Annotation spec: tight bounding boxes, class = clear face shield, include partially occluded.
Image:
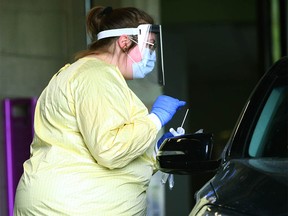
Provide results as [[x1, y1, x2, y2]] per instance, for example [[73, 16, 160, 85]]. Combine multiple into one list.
[[97, 24, 165, 86]]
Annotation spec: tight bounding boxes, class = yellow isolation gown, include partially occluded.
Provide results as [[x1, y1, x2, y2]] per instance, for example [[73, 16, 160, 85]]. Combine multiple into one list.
[[14, 57, 160, 216]]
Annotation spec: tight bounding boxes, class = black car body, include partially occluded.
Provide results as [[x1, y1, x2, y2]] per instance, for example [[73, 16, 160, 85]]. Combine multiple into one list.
[[156, 56, 288, 216]]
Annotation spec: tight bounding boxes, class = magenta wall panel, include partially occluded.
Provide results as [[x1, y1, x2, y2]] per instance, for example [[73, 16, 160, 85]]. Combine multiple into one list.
[[3, 98, 37, 216]]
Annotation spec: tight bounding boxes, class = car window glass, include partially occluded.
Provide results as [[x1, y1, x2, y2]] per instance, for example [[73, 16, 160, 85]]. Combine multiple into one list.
[[249, 86, 288, 158]]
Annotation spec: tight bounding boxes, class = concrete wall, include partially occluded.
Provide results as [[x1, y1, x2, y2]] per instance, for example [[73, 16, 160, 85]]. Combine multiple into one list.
[[0, 1, 86, 215]]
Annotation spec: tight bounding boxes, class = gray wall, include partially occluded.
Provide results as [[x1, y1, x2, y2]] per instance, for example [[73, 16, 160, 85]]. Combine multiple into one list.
[[0, 1, 86, 215]]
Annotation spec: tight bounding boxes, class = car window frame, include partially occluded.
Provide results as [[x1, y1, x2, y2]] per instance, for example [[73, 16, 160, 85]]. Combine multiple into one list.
[[224, 57, 288, 160], [248, 85, 287, 158]]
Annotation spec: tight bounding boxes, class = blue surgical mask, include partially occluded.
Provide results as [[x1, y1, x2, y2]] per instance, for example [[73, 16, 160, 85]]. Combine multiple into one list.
[[127, 48, 157, 79]]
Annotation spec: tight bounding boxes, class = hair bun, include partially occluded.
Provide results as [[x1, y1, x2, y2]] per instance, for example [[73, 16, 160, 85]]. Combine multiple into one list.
[[100, 6, 113, 17]]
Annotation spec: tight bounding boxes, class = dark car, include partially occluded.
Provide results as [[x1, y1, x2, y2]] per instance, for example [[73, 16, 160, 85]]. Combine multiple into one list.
[[156, 56, 288, 216]]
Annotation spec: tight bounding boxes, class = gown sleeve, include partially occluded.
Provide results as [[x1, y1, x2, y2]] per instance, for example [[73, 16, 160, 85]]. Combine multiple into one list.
[[72, 61, 159, 169]]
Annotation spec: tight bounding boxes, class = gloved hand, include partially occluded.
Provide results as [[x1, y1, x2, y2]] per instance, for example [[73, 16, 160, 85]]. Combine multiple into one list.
[[156, 127, 185, 150], [160, 127, 185, 190], [157, 131, 174, 149], [151, 95, 186, 126]]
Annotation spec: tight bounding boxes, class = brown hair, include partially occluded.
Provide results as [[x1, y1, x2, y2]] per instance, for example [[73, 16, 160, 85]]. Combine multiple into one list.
[[74, 6, 154, 60]]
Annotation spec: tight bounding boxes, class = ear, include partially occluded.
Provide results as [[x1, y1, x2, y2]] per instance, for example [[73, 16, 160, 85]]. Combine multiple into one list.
[[118, 35, 129, 52]]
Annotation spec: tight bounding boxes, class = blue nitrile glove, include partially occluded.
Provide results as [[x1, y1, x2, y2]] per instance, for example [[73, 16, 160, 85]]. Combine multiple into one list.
[[157, 131, 174, 149], [151, 95, 186, 126], [159, 127, 185, 190]]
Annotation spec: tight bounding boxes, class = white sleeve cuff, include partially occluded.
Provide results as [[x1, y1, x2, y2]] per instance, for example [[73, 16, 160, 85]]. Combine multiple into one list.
[[147, 113, 162, 130]]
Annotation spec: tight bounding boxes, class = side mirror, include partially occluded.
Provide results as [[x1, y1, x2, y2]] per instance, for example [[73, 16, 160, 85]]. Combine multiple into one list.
[[156, 133, 220, 174]]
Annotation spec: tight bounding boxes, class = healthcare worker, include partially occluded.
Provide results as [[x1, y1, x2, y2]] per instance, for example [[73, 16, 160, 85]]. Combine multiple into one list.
[[14, 6, 186, 216]]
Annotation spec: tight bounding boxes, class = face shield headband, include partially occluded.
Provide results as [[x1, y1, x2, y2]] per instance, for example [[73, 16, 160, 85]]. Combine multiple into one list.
[[97, 24, 165, 86]]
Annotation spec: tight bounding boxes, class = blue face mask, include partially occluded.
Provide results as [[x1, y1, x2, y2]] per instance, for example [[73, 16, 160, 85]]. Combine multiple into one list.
[[127, 48, 157, 79]]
